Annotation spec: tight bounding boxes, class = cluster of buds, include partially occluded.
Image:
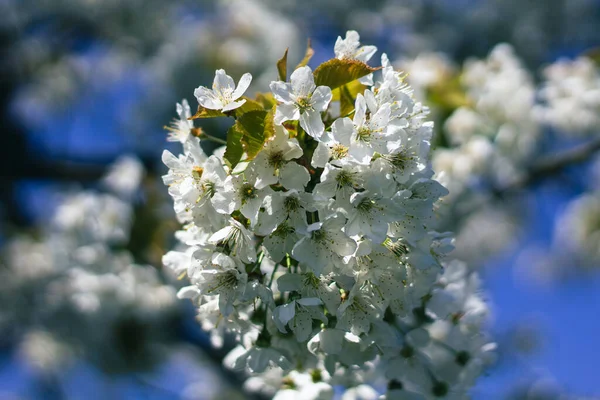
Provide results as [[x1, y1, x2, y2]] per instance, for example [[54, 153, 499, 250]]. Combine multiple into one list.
[[163, 31, 493, 399]]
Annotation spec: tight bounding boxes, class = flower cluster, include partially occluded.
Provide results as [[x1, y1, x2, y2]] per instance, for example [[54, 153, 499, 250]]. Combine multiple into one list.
[[162, 31, 493, 398], [534, 56, 600, 136], [0, 156, 179, 374], [399, 44, 540, 265]]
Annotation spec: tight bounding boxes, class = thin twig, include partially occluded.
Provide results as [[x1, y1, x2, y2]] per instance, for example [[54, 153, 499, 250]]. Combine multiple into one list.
[[499, 136, 600, 193]]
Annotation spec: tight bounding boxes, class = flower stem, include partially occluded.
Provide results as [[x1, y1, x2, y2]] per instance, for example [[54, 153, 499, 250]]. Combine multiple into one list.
[[202, 132, 227, 145]]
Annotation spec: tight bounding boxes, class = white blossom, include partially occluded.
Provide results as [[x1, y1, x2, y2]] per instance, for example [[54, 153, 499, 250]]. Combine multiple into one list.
[[194, 69, 252, 112], [270, 66, 332, 139]]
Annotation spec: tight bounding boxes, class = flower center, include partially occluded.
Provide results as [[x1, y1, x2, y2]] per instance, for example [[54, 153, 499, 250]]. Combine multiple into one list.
[[296, 96, 313, 113], [192, 166, 204, 181], [207, 270, 238, 294], [455, 351, 471, 366], [331, 144, 349, 159], [201, 180, 216, 198], [384, 238, 410, 258], [240, 183, 257, 203], [432, 382, 449, 397], [284, 195, 301, 212], [384, 150, 413, 171], [400, 345, 414, 358], [356, 197, 375, 213], [273, 222, 294, 238], [312, 229, 327, 243], [356, 126, 372, 142], [335, 169, 355, 188], [302, 272, 321, 288], [216, 86, 234, 104], [268, 150, 285, 169]]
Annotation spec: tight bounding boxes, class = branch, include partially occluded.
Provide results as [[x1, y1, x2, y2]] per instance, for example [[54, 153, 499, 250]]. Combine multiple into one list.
[[500, 136, 600, 192]]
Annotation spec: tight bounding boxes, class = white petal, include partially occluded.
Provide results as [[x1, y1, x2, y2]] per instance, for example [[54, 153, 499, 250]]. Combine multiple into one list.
[[331, 117, 354, 145], [211, 190, 236, 215], [247, 349, 269, 373], [241, 196, 264, 226], [282, 139, 303, 161], [328, 231, 357, 256], [270, 81, 295, 103], [358, 73, 374, 86], [280, 162, 310, 190], [277, 273, 303, 292], [300, 110, 325, 139], [194, 86, 222, 110], [297, 297, 322, 306], [275, 103, 300, 124], [222, 99, 246, 112], [311, 86, 333, 112], [276, 302, 296, 325], [290, 66, 316, 97], [161, 150, 180, 170], [320, 329, 344, 354], [248, 155, 277, 190], [291, 309, 313, 342], [213, 69, 235, 92], [218, 291, 234, 316], [370, 103, 391, 130], [357, 45, 377, 62], [264, 234, 287, 262], [292, 238, 326, 274], [177, 285, 199, 299], [311, 142, 330, 168], [406, 328, 430, 347], [353, 94, 367, 126], [232, 72, 252, 100]]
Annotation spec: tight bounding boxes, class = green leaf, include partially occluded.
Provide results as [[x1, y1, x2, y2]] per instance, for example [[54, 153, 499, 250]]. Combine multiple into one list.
[[584, 47, 600, 66], [224, 124, 244, 169], [338, 84, 355, 117], [236, 110, 276, 160], [313, 59, 381, 90], [265, 106, 276, 141], [331, 80, 367, 102], [277, 48, 288, 81], [190, 106, 226, 119], [235, 97, 264, 117], [255, 92, 277, 109], [295, 39, 314, 69], [426, 75, 471, 111]]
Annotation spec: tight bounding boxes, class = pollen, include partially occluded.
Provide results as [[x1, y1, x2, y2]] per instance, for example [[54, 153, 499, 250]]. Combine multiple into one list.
[[268, 150, 285, 168], [331, 144, 349, 159], [295, 96, 313, 112], [192, 166, 204, 180], [335, 169, 355, 188], [356, 126, 372, 142]]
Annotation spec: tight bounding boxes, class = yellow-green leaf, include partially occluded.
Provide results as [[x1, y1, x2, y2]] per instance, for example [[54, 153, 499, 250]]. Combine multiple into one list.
[[265, 106, 276, 141], [331, 80, 367, 102], [314, 58, 381, 90], [189, 106, 226, 119], [339, 84, 355, 117], [234, 97, 264, 117], [189, 97, 264, 120], [255, 92, 277, 109], [295, 39, 314, 69], [236, 110, 275, 160], [277, 48, 288, 81], [426, 75, 471, 111], [224, 125, 244, 169]]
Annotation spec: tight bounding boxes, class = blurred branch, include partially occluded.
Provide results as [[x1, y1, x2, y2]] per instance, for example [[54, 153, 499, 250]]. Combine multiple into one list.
[[133, 375, 181, 399], [500, 136, 600, 192], [0, 155, 160, 181]]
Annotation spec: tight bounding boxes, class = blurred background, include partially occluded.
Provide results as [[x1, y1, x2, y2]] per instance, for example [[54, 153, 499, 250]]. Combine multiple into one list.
[[1, 0, 600, 398]]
